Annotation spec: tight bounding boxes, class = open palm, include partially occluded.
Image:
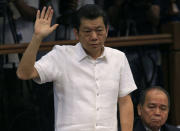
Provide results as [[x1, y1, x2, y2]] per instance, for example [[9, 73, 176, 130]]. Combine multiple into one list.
[[34, 6, 58, 39]]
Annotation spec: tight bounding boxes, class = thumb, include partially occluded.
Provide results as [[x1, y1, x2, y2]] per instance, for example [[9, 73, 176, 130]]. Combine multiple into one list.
[[50, 24, 59, 32]]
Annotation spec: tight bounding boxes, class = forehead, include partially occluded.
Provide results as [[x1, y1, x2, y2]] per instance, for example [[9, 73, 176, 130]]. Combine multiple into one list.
[[80, 17, 105, 29], [145, 90, 169, 106]]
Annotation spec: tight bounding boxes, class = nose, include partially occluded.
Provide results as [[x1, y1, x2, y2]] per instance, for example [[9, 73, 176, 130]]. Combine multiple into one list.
[[154, 108, 161, 115], [91, 31, 98, 40]]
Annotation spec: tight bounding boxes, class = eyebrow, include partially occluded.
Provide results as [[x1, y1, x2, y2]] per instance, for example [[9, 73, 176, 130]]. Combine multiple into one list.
[[148, 103, 168, 107], [82, 26, 104, 30]]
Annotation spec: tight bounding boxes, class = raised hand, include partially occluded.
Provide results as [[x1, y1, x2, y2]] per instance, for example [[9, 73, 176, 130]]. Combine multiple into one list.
[[34, 6, 59, 40]]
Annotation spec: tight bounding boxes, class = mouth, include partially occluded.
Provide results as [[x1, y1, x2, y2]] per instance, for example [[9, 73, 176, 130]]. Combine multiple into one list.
[[90, 43, 101, 48], [92, 44, 99, 46], [151, 119, 161, 123]]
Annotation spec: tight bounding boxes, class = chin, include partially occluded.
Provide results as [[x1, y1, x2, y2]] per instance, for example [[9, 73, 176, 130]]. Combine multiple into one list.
[[150, 123, 162, 129]]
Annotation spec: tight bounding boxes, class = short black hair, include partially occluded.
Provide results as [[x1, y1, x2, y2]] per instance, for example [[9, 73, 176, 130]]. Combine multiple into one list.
[[73, 4, 108, 31], [139, 86, 170, 108]]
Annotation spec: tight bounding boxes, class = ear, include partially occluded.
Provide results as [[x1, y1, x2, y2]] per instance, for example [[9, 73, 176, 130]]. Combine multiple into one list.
[[137, 104, 142, 116], [106, 25, 109, 37], [73, 28, 79, 40]]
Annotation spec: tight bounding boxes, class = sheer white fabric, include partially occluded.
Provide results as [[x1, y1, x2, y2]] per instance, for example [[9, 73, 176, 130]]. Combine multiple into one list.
[[34, 43, 137, 131]]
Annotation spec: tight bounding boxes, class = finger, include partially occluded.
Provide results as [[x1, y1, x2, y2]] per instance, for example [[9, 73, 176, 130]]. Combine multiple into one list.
[[36, 10, 40, 20], [47, 9, 54, 23], [44, 6, 51, 20], [40, 6, 46, 19]]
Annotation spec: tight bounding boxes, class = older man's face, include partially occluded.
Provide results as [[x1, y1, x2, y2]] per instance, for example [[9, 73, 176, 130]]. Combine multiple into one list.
[[138, 89, 169, 130]]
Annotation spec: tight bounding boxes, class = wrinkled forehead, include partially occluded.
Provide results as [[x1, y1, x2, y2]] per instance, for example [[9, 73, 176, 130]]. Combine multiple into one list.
[[80, 17, 105, 27], [145, 90, 169, 105]]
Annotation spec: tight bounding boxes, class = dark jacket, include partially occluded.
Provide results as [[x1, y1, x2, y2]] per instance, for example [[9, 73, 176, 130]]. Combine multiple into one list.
[[133, 118, 180, 131]]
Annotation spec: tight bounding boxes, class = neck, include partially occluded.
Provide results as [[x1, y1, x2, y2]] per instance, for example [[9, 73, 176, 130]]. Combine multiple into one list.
[[143, 122, 160, 131], [86, 47, 104, 59], [151, 127, 160, 131]]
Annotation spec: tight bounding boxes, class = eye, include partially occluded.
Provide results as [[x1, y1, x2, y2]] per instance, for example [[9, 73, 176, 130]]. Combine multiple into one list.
[[83, 30, 91, 33], [96, 28, 104, 32], [160, 106, 168, 111], [97, 29, 103, 32], [148, 104, 156, 109]]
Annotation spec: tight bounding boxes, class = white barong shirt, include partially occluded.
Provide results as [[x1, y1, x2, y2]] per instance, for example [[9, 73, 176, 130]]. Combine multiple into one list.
[[34, 42, 137, 131]]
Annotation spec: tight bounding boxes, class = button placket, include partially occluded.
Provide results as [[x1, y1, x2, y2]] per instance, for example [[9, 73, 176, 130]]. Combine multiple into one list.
[[94, 61, 100, 87], [95, 60, 102, 129]]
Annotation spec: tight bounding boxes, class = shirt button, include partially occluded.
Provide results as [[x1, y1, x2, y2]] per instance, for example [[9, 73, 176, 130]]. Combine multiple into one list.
[[97, 108, 99, 111], [97, 93, 99, 96]]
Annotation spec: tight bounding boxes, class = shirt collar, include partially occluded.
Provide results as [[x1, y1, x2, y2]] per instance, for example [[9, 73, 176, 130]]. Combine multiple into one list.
[[144, 124, 161, 131], [75, 42, 107, 62]]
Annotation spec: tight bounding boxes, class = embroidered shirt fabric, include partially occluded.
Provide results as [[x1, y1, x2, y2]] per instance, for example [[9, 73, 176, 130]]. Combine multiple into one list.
[[34, 43, 137, 131]]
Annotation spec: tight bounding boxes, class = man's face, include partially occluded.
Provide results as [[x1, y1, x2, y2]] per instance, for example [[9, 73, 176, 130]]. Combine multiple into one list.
[[138, 89, 169, 130], [74, 17, 108, 57]]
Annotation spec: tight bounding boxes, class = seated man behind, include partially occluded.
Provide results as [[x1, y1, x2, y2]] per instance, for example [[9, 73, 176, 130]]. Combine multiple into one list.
[[134, 86, 180, 131]]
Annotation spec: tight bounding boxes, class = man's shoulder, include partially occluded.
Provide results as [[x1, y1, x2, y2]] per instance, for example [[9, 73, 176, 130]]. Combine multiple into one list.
[[105, 46, 125, 57], [44, 44, 77, 59], [52, 44, 77, 53], [133, 118, 180, 131], [133, 118, 146, 131], [162, 123, 180, 131], [53, 44, 75, 50]]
